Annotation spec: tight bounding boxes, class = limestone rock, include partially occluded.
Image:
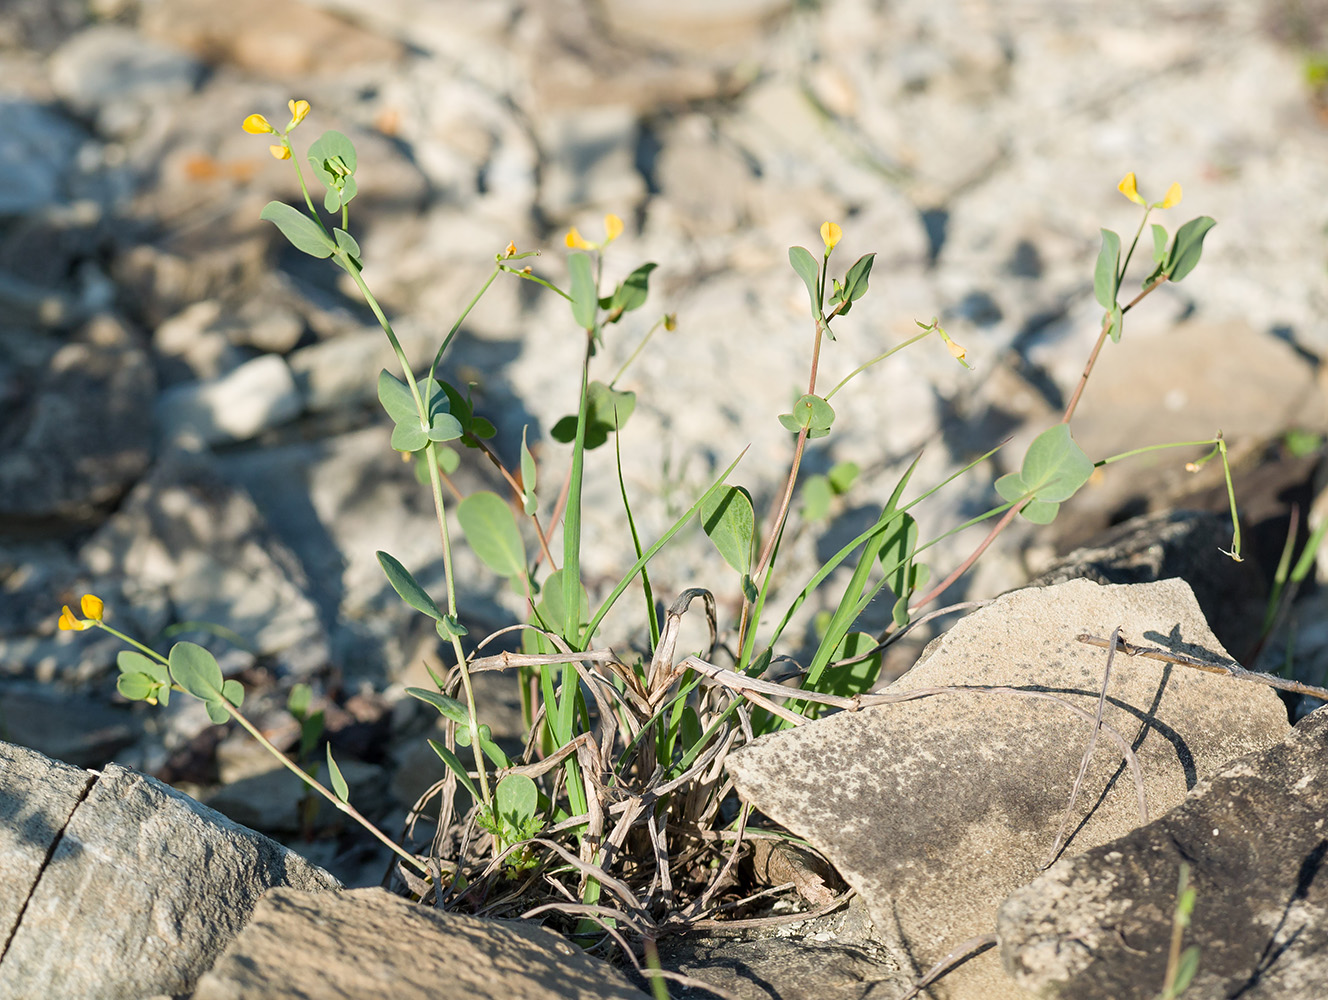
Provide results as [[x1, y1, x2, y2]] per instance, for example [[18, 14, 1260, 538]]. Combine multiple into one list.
[[192, 886, 646, 1000], [727, 579, 1291, 1000], [999, 707, 1328, 1000], [155, 353, 302, 446], [0, 742, 340, 1000]]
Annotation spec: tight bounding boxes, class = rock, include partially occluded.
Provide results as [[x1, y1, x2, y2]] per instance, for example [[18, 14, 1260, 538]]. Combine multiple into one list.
[[139, 0, 405, 78], [0, 681, 138, 767], [191, 885, 647, 1000], [0, 98, 85, 215], [155, 352, 302, 446], [0, 313, 154, 528], [0, 742, 340, 1000], [727, 579, 1291, 1000], [1026, 509, 1266, 659], [999, 706, 1328, 1000], [204, 755, 386, 834], [80, 451, 328, 677], [48, 24, 204, 137]]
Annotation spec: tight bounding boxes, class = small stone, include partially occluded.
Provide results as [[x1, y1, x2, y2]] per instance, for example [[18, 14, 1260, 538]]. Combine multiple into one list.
[[155, 353, 302, 446]]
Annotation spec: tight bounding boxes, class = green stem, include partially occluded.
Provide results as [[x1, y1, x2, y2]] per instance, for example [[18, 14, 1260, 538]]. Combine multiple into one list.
[[94, 623, 167, 664], [346, 264, 492, 811], [824, 328, 932, 401]]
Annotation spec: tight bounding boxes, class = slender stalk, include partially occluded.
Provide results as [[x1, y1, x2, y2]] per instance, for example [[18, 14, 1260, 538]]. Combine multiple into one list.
[[909, 501, 1025, 613], [1061, 277, 1166, 423]]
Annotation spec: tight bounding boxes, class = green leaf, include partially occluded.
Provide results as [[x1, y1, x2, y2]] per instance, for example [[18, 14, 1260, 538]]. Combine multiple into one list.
[[827, 461, 859, 493], [427, 413, 463, 442], [1150, 224, 1169, 263], [326, 744, 349, 803], [307, 130, 358, 209], [205, 701, 231, 725], [1106, 303, 1123, 344], [550, 382, 636, 450], [1172, 947, 1201, 994], [606, 262, 657, 318], [1093, 228, 1121, 309], [470, 417, 496, 439], [495, 773, 539, 827], [569, 252, 597, 329], [376, 550, 444, 622], [221, 679, 244, 708], [789, 246, 821, 318], [820, 632, 882, 698], [168, 642, 225, 701], [800, 474, 833, 521], [834, 253, 876, 316], [333, 227, 360, 259], [259, 202, 335, 258], [699, 484, 755, 574], [777, 413, 802, 434], [428, 739, 481, 801], [791, 394, 835, 433], [116, 672, 156, 701], [117, 651, 167, 685], [377, 370, 418, 424], [458, 492, 527, 578], [407, 687, 470, 726], [1165, 216, 1216, 283], [288, 683, 312, 719], [537, 568, 590, 632], [878, 513, 920, 605], [435, 616, 469, 640], [995, 424, 1094, 523], [390, 421, 427, 453]]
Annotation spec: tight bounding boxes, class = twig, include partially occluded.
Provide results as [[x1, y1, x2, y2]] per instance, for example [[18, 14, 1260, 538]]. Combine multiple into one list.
[[1042, 625, 1121, 868], [898, 933, 998, 999], [1076, 633, 1328, 701]]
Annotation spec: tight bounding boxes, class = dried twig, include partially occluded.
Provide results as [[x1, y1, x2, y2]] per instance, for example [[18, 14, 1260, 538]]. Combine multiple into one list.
[[899, 933, 998, 999], [1042, 625, 1121, 868]]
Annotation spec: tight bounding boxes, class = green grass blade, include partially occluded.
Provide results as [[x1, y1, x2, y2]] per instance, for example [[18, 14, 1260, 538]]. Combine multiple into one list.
[[582, 448, 749, 644]]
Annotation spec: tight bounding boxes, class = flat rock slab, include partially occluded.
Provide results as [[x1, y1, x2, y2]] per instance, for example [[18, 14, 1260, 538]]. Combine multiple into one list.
[[728, 579, 1290, 1000], [999, 705, 1328, 1000], [0, 742, 340, 1000], [192, 886, 647, 1000]]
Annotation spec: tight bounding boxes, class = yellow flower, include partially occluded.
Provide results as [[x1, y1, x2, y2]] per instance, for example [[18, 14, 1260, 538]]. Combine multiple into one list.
[[286, 99, 310, 131], [1118, 172, 1146, 206], [1119, 172, 1183, 209], [565, 213, 625, 251], [820, 221, 843, 250], [504, 240, 517, 257], [81, 594, 104, 620], [58, 593, 104, 631], [242, 113, 274, 135], [269, 144, 291, 160], [663, 313, 677, 331]]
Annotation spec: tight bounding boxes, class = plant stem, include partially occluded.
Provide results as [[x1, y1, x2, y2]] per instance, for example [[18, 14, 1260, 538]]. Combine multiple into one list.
[[347, 264, 492, 812], [225, 702, 430, 876], [1061, 277, 1166, 423], [909, 501, 1026, 613]]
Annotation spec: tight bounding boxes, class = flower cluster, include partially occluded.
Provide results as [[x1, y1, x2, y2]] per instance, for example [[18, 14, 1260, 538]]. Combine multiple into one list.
[[58, 593, 104, 631], [1118, 172, 1182, 209], [242, 99, 311, 160], [565, 213, 624, 251]]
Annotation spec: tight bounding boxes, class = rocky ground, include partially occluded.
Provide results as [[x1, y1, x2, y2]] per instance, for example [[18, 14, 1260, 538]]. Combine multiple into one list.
[[2, 0, 1328, 994]]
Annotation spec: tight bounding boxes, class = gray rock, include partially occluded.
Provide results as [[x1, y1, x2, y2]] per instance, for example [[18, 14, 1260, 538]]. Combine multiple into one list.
[[0, 742, 340, 1000], [0, 99, 84, 215], [727, 579, 1291, 1000], [999, 706, 1328, 1000], [48, 24, 204, 137], [0, 681, 138, 767], [0, 313, 154, 526], [80, 451, 328, 676], [192, 886, 646, 1000], [1026, 509, 1266, 659], [155, 353, 302, 446]]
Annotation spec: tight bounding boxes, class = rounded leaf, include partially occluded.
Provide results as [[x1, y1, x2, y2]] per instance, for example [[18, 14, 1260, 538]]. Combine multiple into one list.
[[168, 641, 224, 701], [699, 484, 755, 574], [117, 672, 157, 701], [458, 492, 527, 578], [258, 202, 335, 258], [495, 773, 539, 826]]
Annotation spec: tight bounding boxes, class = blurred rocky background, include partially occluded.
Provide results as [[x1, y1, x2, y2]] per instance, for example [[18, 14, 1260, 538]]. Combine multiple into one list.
[[2, 0, 1327, 883]]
